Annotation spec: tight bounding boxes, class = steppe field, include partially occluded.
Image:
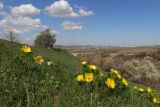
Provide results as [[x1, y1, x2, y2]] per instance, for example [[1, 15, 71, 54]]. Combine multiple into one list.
[[1, 0, 160, 106], [1, 40, 160, 107]]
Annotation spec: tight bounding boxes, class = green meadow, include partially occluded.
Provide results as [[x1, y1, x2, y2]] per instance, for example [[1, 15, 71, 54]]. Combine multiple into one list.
[[0, 39, 159, 107]]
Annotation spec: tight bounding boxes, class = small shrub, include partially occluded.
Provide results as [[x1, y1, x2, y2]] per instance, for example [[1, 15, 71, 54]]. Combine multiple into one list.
[[122, 58, 160, 81]]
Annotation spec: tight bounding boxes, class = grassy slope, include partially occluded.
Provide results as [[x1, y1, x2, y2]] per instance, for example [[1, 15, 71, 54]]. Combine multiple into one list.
[[0, 39, 81, 72], [0, 39, 159, 107], [0, 39, 82, 107]]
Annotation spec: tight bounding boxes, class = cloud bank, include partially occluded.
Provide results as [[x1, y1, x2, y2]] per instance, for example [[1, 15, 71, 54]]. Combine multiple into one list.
[[45, 0, 93, 18]]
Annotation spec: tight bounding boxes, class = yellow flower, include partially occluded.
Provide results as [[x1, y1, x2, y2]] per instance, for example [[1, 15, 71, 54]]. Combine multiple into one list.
[[146, 87, 152, 93], [81, 61, 87, 65], [111, 69, 118, 75], [47, 61, 53, 66], [89, 65, 97, 70], [117, 74, 122, 79], [152, 98, 160, 104], [75, 74, 84, 81], [153, 98, 157, 103], [34, 56, 44, 64], [111, 69, 122, 79], [156, 100, 160, 104], [85, 73, 94, 82], [138, 88, 144, 92], [122, 78, 128, 86], [133, 86, 138, 90], [105, 78, 115, 89], [21, 45, 31, 53]]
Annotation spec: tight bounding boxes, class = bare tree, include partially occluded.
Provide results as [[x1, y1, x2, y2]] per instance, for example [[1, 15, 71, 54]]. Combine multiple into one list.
[[4, 30, 19, 42]]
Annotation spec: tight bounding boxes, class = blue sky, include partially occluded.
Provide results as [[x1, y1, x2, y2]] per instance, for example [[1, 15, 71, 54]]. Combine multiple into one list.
[[0, 0, 160, 46]]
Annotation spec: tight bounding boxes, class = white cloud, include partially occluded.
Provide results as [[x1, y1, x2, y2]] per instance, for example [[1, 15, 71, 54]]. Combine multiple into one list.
[[45, 0, 78, 18], [0, 2, 4, 10], [0, 11, 9, 16], [0, 16, 44, 34], [61, 21, 82, 30], [45, 0, 93, 18], [0, 3, 60, 44], [11, 4, 40, 16], [79, 8, 94, 16]]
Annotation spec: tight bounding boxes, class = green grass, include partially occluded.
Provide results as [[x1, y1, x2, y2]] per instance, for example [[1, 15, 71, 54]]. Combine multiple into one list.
[[0, 39, 159, 107]]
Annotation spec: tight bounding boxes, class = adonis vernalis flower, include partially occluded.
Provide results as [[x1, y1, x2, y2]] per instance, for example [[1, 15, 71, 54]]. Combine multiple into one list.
[[153, 98, 157, 103], [138, 88, 144, 92], [47, 61, 53, 66], [111, 69, 118, 74], [111, 69, 122, 79], [75, 74, 84, 81], [156, 99, 160, 104], [133, 86, 138, 90], [85, 73, 94, 82], [34, 55, 44, 64], [153, 98, 160, 104], [89, 65, 97, 70], [105, 78, 115, 89], [21, 45, 31, 53], [122, 78, 128, 87], [81, 61, 87, 65], [117, 74, 122, 79], [146, 87, 152, 93]]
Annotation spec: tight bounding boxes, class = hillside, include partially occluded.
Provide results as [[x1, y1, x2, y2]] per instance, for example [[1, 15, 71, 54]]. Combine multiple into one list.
[[0, 39, 81, 72], [0, 40, 160, 107], [0, 39, 81, 107], [67, 46, 160, 89]]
